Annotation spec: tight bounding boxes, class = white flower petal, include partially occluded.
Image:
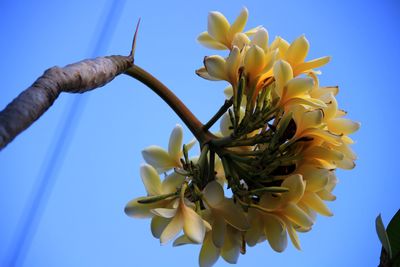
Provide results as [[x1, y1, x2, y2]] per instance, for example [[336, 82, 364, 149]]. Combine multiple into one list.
[[152, 208, 178, 218], [208, 11, 230, 43], [301, 192, 333, 216], [140, 164, 162, 196], [151, 216, 170, 238], [203, 181, 225, 207], [183, 205, 206, 243], [264, 213, 288, 252], [199, 232, 221, 267], [173, 235, 196, 246], [221, 226, 241, 264], [160, 212, 183, 244], [216, 199, 249, 231], [212, 215, 226, 248], [204, 55, 228, 80], [142, 146, 176, 173], [328, 118, 361, 135], [251, 28, 269, 51], [283, 203, 314, 228], [281, 174, 305, 203], [168, 124, 183, 161], [196, 67, 222, 81], [228, 7, 248, 37], [198, 31, 228, 50], [124, 197, 166, 218]]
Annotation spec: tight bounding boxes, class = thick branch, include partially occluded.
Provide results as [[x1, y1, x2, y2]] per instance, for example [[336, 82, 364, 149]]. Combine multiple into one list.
[[125, 65, 215, 144], [0, 55, 133, 150]]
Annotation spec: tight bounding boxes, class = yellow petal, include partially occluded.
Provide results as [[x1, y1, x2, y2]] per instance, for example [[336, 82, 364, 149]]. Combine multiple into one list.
[[124, 197, 167, 218], [317, 190, 336, 201], [283, 77, 314, 102], [199, 232, 221, 267], [208, 11, 230, 43], [281, 174, 305, 203], [151, 216, 170, 238], [328, 118, 361, 135], [231, 32, 250, 49], [336, 157, 356, 170], [251, 28, 269, 51], [161, 172, 185, 194], [152, 207, 177, 218], [226, 46, 241, 82], [286, 35, 309, 65], [221, 226, 241, 264], [301, 192, 333, 216], [197, 31, 228, 50], [298, 165, 330, 192], [182, 205, 206, 243], [283, 203, 314, 228], [270, 36, 290, 59], [260, 192, 283, 211], [304, 146, 344, 163], [262, 49, 277, 73], [216, 199, 250, 231], [168, 124, 183, 161], [264, 213, 288, 252], [212, 215, 226, 248], [204, 55, 228, 80], [140, 164, 162, 196], [294, 56, 331, 75], [296, 109, 324, 134], [203, 181, 225, 207], [284, 218, 301, 250], [320, 93, 338, 120], [245, 209, 263, 247], [160, 212, 183, 244], [244, 25, 263, 36], [311, 85, 339, 98], [301, 128, 342, 146], [228, 7, 248, 37], [173, 235, 196, 246], [142, 146, 176, 173], [244, 45, 266, 78], [273, 60, 293, 97], [285, 97, 327, 110], [196, 67, 222, 81]]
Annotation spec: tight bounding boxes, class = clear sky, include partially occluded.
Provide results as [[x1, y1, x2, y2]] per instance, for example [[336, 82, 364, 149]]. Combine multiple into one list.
[[0, 0, 399, 266]]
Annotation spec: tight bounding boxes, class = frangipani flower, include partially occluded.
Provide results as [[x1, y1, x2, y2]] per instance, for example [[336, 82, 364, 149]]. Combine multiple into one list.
[[142, 124, 195, 173], [151, 190, 211, 244], [282, 35, 331, 76], [198, 7, 260, 50], [124, 164, 184, 218]]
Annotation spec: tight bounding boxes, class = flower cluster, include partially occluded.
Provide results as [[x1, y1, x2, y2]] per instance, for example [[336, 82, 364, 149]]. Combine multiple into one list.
[[125, 8, 359, 267]]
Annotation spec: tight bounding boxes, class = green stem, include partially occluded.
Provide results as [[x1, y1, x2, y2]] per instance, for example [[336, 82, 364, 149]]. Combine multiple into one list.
[[203, 98, 233, 131]]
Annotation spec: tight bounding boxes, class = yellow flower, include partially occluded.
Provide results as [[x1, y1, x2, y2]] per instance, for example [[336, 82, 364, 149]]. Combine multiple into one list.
[[282, 35, 331, 76], [197, 7, 259, 50], [124, 164, 184, 218], [151, 184, 211, 244], [142, 124, 195, 173]]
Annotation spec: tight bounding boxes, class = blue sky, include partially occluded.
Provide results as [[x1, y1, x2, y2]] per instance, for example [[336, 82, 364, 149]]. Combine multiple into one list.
[[0, 0, 399, 266]]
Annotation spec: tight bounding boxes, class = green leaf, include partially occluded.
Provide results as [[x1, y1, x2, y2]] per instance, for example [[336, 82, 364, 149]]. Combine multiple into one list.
[[387, 209, 400, 263], [376, 214, 392, 259]]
